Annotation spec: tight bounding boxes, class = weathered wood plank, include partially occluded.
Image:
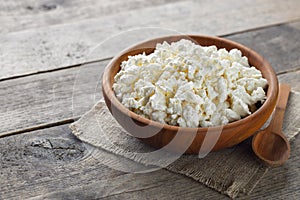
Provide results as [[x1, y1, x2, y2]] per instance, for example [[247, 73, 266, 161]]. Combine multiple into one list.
[[278, 70, 300, 92], [34, 134, 300, 200], [227, 22, 300, 74], [1, 22, 300, 136], [0, 0, 182, 34], [32, 170, 227, 200], [0, 124, 299, 199], [1, 0, 300, 80], [0, 123, 226, 200], [0, 62, 105, 136], [0, 124, 142, 199]]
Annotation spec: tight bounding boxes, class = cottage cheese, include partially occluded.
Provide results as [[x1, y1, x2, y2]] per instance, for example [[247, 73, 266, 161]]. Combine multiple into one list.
[[113, 39, 267, 127]]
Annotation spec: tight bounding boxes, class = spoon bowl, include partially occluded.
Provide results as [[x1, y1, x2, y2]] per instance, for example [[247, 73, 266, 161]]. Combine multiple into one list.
[[252, 83, 291, 167], [252, 129, 290, 166]]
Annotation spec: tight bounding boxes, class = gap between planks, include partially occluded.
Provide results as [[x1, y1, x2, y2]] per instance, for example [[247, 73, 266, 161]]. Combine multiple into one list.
[[0, 117, 78, 139], [0, 57, 112, 82]]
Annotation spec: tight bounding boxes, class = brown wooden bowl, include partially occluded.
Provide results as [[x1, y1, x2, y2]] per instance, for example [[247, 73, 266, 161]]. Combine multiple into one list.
[[102, 35, 278, 154]]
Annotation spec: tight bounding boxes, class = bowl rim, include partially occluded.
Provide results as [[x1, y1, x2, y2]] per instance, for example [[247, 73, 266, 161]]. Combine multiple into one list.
[[102, 34, 279, 132]]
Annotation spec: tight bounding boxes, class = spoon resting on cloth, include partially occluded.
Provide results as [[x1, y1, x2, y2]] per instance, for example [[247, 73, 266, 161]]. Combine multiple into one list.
[[252, 83, 291, 167]]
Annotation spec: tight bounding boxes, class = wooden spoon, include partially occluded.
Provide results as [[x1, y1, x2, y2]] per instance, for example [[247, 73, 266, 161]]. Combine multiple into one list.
[[252, 83, 291, 167]]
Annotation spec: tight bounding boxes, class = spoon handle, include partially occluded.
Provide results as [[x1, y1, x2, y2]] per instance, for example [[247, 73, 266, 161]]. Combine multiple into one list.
[[269, 83, 291, 134]]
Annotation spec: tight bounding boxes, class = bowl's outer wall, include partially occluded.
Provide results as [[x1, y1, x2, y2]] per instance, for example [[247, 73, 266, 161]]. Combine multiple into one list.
[[102, 35, 279, 154]]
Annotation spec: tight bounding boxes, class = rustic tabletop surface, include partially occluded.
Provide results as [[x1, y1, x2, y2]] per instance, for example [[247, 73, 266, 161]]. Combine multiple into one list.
[[1, 0, 300, 199]]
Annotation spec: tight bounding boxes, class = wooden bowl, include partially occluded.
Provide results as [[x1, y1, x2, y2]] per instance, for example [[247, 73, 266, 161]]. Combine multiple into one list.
[[102, 35, 278, 154]]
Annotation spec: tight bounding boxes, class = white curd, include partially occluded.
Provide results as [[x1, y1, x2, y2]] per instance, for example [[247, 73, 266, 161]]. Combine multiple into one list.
[[113, 39, 267, 127]]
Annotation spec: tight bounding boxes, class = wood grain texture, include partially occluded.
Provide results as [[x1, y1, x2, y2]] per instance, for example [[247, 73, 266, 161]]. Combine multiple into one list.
[[0, 124, 299, 199], [0, 62, 106, 136], [0, 124, 124, 199], [227, 22, 300, 74], [1, 0, 300, 80], [278, 69, 300, 92], [1, 22, 300, 137], [32, 170, 226, 200], [0, 0, 181, 34], [0, 123, 230, 200]]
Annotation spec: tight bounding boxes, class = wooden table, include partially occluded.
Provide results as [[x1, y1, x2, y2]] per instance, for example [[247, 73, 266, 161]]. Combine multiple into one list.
[[1, 0, 299, 199]]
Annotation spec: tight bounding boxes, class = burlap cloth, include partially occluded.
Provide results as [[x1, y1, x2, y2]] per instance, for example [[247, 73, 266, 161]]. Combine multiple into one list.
[[70, 91, 300, 198]]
